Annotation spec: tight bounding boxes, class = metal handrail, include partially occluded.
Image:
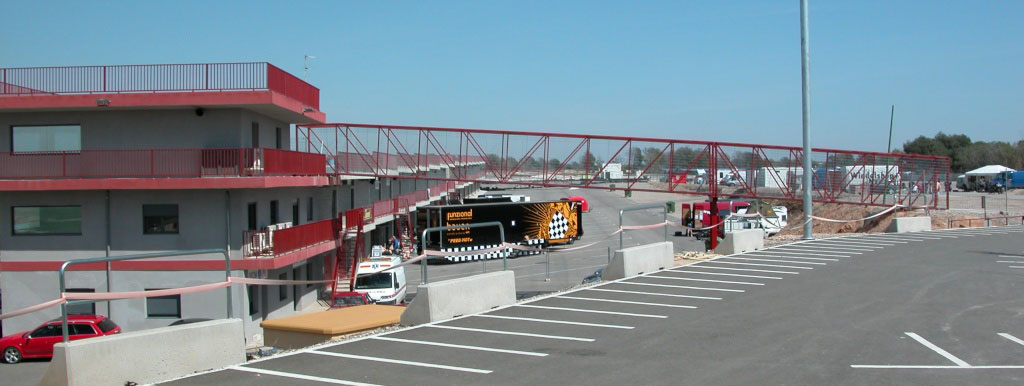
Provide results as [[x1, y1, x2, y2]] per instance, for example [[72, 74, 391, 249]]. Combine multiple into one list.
[[58, 249, 231, 343], [420, 222, 506, 284], [619, 203, 668, 250]]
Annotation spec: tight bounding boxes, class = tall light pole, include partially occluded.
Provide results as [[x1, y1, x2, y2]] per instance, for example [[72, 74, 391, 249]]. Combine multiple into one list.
[[800, 0, 813, 240]]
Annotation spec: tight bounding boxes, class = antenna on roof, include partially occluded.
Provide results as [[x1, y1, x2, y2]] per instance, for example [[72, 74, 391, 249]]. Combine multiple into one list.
[[304, 55, 317, 79]]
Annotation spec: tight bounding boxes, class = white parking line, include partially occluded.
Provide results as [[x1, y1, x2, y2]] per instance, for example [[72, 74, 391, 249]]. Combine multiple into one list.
[[557, 295, 699, 308], [669, 270, 782, 279], [998, 255, 1024, 258], [586, 287, 723, 300], [740, 254, 839, 262], [309, 350, 494, 373], [773, 246, 865, 254], [722, 256, 827, 265], [701, 261, 813, 270], [741, 250, 850, 258], [517, 304, 668, 318], [685, 265, 800, 274], [1008, 266, 1024, 269], [647, 273, 766, 285], [998, 333, 1024, 347], [813, 239, 893, 247], [996, 261, 1023, 263], [616, 281, 745, 292], [863, 234, 942, 241], [851, 365, 1024, 369], [229, 366, 382, 386], [904, 332, 970, 367], [476, 314, 635, 329], [371, 336, 549, 356], [427, 325, 595, 342]]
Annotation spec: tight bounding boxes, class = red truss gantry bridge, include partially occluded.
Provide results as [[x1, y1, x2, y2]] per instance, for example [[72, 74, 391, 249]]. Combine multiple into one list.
[[298, 123, 950, 212]]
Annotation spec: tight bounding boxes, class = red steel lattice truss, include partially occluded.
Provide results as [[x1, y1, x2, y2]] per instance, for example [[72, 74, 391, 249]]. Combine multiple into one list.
[[299, 123, 951, 209]]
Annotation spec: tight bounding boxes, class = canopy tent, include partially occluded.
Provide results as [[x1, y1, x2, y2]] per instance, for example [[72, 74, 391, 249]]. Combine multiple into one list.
[[964, 165, 1014, 176]]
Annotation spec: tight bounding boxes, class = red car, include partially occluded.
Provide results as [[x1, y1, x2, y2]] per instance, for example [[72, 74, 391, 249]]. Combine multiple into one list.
[[329, 292, 370, 309], [1, 315, 120, 364]]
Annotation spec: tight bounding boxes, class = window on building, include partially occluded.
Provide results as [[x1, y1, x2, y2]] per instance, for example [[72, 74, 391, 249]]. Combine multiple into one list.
[[251, 122, 260, 148], [247, 285, 259, 316], [12, 125, 81, 153], [142, 204, 179, 234], [270, 200, 279, 225], [276, 127, 283, 150], [278, 273, 287, 301], [306, 263, 315, 288], [65, 288, 95, 315], [331, 190, 337, 218], [247, 203, 258, 230], [292, 199, 300, 226], [12, 206, 82, 235], [145, 290, 181, 318], [307, 197, 314, 221]]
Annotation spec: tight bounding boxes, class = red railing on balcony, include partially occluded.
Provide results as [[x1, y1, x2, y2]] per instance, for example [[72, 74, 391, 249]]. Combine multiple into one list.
[[271, 218, 342, 257], [0, 62, 319, 109], [0, 148, 326, 179]]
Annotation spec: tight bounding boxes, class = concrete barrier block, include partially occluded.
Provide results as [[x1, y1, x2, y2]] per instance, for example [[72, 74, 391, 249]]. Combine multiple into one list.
[[887, 216, 932, 233], [713, 229, 765, 255], [400, 271, 516, 325], [39, 319, 245, 386], [602, 242, 674, 280]]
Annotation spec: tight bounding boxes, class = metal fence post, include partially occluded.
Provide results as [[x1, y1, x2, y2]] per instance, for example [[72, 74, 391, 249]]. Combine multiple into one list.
[[545, 249, 550, 282]]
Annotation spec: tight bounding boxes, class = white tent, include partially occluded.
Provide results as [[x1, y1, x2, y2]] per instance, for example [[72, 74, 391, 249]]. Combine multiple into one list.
[[965, 165, 1014, 176]]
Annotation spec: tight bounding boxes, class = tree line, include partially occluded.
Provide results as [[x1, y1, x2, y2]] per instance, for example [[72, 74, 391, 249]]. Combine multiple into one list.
[[900, 133, 1024, 173]]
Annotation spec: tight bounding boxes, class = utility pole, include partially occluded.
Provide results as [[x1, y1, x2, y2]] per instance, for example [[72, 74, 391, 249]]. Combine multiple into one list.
[[884, 105, 894, 205], [800, 0, 813, 240], [887, 105, 895, 153]]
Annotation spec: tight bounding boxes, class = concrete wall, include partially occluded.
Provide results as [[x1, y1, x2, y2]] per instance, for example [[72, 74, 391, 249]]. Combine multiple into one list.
[[400, 271, 516, 325], [713, 229, 765, 255], [602, 242, 674, 280], [0, 108, 287, 151], [40, 319, 244, 386], [886, 217, 932, 233]]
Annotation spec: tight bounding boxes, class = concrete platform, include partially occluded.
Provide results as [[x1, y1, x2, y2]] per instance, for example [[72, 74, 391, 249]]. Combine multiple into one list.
[[261, 305, 404, 349]]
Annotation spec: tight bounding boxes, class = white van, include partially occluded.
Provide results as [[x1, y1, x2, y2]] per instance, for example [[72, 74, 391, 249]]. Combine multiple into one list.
[[353, 254, 407, 305]]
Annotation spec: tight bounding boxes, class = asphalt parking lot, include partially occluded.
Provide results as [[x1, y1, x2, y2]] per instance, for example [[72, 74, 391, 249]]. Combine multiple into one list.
[[168, 225, 1024, 385]]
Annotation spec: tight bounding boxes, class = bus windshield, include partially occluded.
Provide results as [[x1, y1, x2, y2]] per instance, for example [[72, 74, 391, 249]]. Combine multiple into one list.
[[355, 272, 394, 290]]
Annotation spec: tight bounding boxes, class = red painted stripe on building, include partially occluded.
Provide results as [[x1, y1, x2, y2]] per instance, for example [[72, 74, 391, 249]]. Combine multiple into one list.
[[0, 175, 331, 191]]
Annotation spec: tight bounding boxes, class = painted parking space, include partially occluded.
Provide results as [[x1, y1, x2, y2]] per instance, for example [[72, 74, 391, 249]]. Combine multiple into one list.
[[167, 226, 1024, 385]]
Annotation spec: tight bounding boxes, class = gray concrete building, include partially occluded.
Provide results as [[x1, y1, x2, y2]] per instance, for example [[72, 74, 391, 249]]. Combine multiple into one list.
[[0, 62, 480, 344]]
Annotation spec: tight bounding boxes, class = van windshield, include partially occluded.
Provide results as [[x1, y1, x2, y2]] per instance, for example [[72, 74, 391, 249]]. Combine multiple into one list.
[[355, 272, 394, 290]]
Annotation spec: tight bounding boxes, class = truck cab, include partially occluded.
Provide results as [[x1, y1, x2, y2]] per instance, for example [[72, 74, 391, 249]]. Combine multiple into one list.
[[353, 253, 407, 305]]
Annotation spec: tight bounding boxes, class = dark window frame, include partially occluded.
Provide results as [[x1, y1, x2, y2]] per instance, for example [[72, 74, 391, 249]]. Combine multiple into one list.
[[10, 124, 82, 154], [276, 127, 283, 150], [270, 200, 279, 225], [292, 199, 300, 226], [142, 204, 179, 235], [11, 205, 83, 236], [248, 285, 259, 316], [65, 288, 95, 315], [145, 289, 181, 318], [251, 122, 260, 148], [307, 197, 314, 221], [247, 202, 258, 230]]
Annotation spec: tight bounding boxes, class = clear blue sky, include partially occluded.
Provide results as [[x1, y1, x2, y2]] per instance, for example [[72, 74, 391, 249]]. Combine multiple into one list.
[[2, 1, 1021, 151]]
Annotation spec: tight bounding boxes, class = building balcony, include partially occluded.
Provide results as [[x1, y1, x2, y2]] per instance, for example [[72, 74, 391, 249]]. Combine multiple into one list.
[[0, 148, 330, 191], [0, 62, 324, 123]]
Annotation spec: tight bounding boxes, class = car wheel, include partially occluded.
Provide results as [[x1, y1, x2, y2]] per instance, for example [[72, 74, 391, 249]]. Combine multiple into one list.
[[3, 347, 21, 364]]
